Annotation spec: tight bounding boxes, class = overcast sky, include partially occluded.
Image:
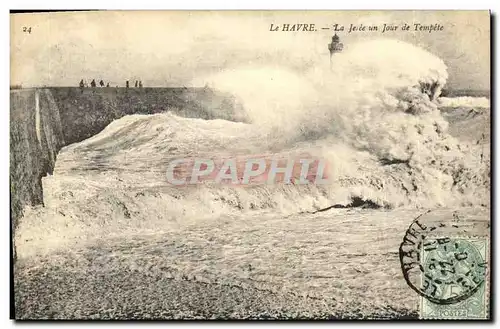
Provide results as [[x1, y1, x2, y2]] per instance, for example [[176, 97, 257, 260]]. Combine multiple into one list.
[[11, 10, 490, 90]]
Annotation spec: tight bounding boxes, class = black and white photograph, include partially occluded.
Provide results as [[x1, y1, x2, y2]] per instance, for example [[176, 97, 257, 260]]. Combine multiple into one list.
[[10, 10, 491, 320]]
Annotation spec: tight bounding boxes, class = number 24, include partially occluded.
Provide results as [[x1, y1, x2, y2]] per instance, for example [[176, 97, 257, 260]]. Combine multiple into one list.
[[23, 27, 31, 34]]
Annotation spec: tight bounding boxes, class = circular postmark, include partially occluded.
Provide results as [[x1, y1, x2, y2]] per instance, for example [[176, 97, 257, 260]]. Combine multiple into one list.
[[399, 209, 488, 305]]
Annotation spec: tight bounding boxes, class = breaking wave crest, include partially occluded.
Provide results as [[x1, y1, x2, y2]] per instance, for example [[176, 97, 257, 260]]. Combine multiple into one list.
[[438, 96, 490, 109]]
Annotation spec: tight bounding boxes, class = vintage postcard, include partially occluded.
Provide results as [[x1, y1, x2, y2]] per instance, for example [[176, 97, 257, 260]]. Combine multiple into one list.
[[10, 10, 491, 320]]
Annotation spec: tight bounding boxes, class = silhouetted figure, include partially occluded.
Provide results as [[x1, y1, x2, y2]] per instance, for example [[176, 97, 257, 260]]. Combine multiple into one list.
[[99, 80, 104, 87], [106, 83, 110, 87], [79, 79, 84, 88], [135, 80, 138, 88], [126, 80, 129, 88], [139, 81, 143, 88], [90, 79, 96, 88]]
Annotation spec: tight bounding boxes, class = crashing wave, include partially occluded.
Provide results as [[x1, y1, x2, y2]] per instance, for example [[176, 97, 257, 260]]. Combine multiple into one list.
[[60, 39, 489, 211]]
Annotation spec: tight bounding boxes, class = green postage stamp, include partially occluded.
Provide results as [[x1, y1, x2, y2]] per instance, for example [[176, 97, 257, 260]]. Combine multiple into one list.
[[419, 237, 489, 319]]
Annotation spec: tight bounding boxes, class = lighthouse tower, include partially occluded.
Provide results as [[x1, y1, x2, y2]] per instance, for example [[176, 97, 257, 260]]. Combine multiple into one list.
[[328, 33, 343, 70]]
